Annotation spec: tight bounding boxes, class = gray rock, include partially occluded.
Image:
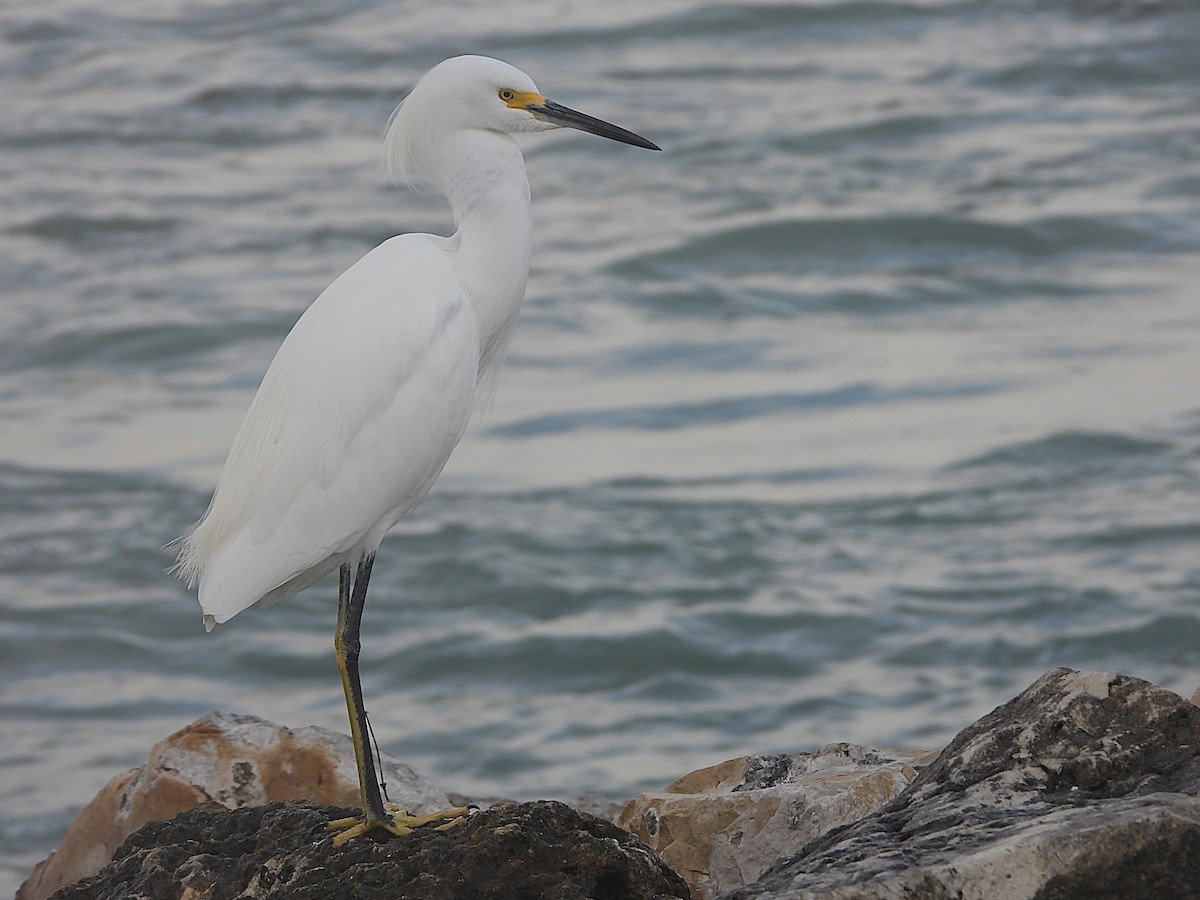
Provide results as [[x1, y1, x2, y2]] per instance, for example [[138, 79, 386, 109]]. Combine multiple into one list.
[[731, 668, 1200, 899]]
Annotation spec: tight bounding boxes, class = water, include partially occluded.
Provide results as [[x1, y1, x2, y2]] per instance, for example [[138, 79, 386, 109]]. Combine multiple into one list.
[[3, 0, 1200, 892]]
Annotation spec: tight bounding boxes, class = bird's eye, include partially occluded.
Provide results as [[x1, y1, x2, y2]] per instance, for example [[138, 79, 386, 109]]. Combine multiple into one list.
[[499, 89, 516, 102]]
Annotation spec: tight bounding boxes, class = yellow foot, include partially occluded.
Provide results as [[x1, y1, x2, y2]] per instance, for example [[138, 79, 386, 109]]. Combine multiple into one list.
[[326, 803, 472, 847]]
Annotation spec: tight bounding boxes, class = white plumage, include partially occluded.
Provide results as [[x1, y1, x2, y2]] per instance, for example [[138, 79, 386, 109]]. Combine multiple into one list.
[[178, 57, 546, 626], [183, 236, 480, 624], [174, 54, 658, 843]]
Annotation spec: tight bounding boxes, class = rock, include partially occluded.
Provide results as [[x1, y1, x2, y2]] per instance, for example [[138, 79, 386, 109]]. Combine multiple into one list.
[[571, 794, 629, 823], [48, 799, 691, 900], [732, 668, 1200, 899], [618, 745, 936, 900], [18, 712, 447, 900], [444, 792, 626, 824], [31, 669, 1200, 899]]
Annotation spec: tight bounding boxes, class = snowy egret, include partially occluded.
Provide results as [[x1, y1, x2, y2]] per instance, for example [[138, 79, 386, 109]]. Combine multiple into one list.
[[175, 55, 659, 844]]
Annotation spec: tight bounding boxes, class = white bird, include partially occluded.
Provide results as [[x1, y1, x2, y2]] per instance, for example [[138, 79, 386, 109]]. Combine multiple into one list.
[[175, 55, 659, 844]]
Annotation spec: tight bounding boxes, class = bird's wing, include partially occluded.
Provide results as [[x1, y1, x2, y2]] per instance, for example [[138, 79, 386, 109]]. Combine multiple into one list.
[[181, 234, 480, 623]]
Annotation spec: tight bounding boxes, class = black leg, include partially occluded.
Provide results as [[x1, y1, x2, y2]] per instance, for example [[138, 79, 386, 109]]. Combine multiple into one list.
[[328, 554, 470, 845], [334, 554, 387, 822]]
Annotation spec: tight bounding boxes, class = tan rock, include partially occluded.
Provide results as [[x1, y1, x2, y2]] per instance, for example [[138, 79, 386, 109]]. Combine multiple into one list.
[[617, 743, 937, 900], [17, 711, 448, 900]]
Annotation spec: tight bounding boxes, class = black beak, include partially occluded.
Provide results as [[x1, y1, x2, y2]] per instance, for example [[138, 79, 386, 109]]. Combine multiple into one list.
[[530, 99, 661, 151]]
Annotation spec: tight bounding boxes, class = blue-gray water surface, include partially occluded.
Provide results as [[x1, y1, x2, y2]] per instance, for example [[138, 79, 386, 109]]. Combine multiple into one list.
[[3, 0, 1200, 892]]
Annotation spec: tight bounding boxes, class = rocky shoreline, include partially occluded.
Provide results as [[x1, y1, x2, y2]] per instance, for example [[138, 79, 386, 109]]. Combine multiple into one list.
[[20, 668, 1200, 899]]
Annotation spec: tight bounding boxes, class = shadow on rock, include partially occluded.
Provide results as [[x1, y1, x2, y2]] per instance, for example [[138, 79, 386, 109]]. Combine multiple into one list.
[[49, 800, 691, 900]]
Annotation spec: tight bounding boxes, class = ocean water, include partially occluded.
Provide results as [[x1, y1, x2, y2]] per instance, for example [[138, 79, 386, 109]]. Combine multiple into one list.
[[3, 0, 1200, 891]]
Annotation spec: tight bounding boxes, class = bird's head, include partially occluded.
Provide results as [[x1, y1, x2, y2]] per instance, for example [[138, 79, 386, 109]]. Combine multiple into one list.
[[386, 55, 659, 187]]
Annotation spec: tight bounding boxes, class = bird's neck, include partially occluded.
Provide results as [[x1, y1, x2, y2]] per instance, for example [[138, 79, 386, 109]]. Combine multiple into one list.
[[437, 133, 534, 387]]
